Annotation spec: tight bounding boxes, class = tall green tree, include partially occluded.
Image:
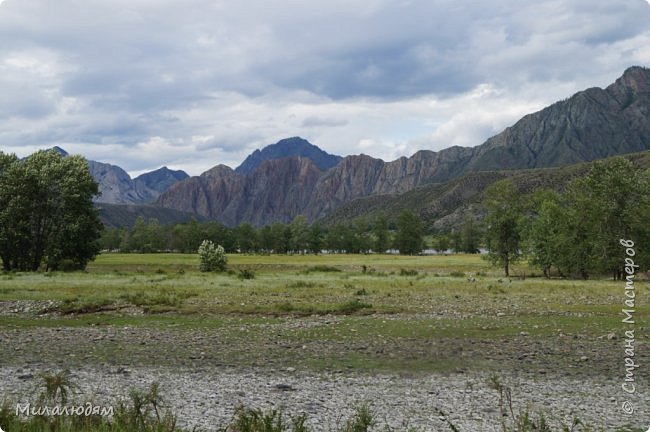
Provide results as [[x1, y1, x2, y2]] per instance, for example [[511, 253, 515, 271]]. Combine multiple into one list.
[[326, 224, 348, 253], [258, 225, 275, 253], [460, 217, 481, 253], [307, 223, 323, 254], [523, 190, 563, 278], [450, 231, 462, 254], [234, 223, 257, 253], [435, 235, 450, 253], [373, 213, 390, 253], [289, 215, 309, 253], [0, 150, 101, 271], [269, 222, 289, 253], [394, 210, 424, 255], [353, 217, 371, 254], [559, 158, 650, 279], [482, 180, 523, 277]]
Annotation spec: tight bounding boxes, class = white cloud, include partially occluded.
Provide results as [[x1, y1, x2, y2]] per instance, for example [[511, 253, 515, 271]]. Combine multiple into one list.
[[0, 0, 648, 175]]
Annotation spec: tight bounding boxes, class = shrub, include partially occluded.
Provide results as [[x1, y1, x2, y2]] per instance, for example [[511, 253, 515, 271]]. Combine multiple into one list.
[[198, 240, 227, 272], [305, 265, 341, 273], [399, 268, 418, 276], [221, 405, 308, 432], [286, 281, 316, 289], [238, 269, 255, 280], [335, 299, 373, 314], [342, 405, 375, 432]]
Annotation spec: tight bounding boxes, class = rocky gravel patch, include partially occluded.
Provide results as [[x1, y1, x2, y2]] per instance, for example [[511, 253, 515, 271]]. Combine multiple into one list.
[[1, 307, 647, 430], [1, 365, 647, 431]]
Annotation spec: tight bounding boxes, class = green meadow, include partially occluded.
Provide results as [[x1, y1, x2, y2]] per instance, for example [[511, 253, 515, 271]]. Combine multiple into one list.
[[1, 252, 646, 375]]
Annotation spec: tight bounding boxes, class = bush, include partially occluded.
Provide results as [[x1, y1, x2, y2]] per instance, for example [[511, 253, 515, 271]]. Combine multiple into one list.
[[222, 405, 308, 432], [305, 265, 341, 273], [198, 240, 227, 272], [238, 269, 255, 280], [335, 299, 373, 314]]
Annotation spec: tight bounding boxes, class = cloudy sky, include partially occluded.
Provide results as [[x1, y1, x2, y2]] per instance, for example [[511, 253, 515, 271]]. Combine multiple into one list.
[[1, 0, 649, 176]]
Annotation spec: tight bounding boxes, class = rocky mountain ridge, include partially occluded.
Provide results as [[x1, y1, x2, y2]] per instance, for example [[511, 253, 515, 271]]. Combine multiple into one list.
[[38, 148, 190, 205], [235, 136, 342, 174], [155, 66, 650, 226]]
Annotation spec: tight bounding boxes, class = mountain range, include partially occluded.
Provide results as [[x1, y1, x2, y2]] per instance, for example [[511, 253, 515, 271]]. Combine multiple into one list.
[[48, 146, 189, 205], [153, 66, 650, 226], [39, 66, 650, 228]]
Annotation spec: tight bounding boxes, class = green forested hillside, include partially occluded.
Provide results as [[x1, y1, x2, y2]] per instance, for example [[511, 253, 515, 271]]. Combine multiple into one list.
[[320, 150, 650, 231]]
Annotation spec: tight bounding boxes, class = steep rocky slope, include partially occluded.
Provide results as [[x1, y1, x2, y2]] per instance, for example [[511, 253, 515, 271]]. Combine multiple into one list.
[[155, 67, 650, 226], [88, 161, 187, 205], [157, 157, 323, 226]]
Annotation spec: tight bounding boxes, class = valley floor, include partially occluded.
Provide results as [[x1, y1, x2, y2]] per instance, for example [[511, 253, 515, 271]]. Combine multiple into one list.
[[0, 253, 648, 430]]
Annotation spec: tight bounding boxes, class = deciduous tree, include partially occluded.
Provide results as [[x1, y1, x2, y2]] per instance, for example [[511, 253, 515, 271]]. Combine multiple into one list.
[[0, 150, 101, 271]]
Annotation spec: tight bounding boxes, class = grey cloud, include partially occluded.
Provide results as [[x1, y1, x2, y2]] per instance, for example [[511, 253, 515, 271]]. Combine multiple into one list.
[[301, 117, 348, 128], [0, 0, 648, 173]]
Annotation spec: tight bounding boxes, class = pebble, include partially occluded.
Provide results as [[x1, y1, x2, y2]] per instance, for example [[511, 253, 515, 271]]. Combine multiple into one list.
[[2, 365, 646, 431]]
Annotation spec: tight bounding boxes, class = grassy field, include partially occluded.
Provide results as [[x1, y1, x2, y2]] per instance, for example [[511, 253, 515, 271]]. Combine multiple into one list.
[[1, 252, 649, 431], [1, 252, 647, 376]]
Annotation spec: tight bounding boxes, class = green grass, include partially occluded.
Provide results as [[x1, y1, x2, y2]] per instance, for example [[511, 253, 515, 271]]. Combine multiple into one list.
[[0, 253, 648, 374], [1, 253, 648, 431]]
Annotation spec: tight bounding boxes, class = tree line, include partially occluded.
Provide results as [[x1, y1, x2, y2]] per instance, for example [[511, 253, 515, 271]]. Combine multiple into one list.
[[101, 157, 649, 279], [483, 157, 649, 279], [100, 211, 428, 256], [2, 149, 647, 279]]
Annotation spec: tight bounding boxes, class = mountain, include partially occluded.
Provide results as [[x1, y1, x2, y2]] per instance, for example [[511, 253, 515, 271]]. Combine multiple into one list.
[[52, 146, 68, 157], [134, 167, 189, 194], [320, 150, 650, 231], [235, 137, 342, 174], [46, 153, 189, 205], [34, 147, 189, 205], [155, 66, 650, 226], [463, 65, 650, 172], [157, 157, 323, 226], [87, 160, 146, 204], [97, 203, 206, 229]]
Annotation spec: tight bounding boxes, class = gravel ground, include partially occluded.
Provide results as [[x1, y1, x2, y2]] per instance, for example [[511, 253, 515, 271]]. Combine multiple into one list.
[[1, 300, 648, 430], [1, 364, 648, 431]]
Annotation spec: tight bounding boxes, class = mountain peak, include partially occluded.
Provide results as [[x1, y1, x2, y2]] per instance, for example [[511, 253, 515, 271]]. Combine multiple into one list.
[[235, 137, 342, 174], [613, 65, 650, 94], [51, 146, 68, 157]]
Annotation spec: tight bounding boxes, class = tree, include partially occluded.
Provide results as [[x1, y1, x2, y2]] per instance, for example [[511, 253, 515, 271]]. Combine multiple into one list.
[[269, 223, 289, 253], [373, 213, 390, 253], [556, 158, 650, 279], [523, 190, 563, 278], [482, 180, 523, 277], [307, 223, 323, 254], [353, 217, 371, 254], [325, 224, 348, 253], [435, 235, 450, 254], [0, 149, 102, 271], [258, 225, 275, 253], [450, 230, 462, 253], [234, 223, 257, 253], [394, 210, 424, 255], [99, 228, 126, 252], [127, 216, 148, 252], [460, 217, 481, 253], [289, 215, 309, 253]]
